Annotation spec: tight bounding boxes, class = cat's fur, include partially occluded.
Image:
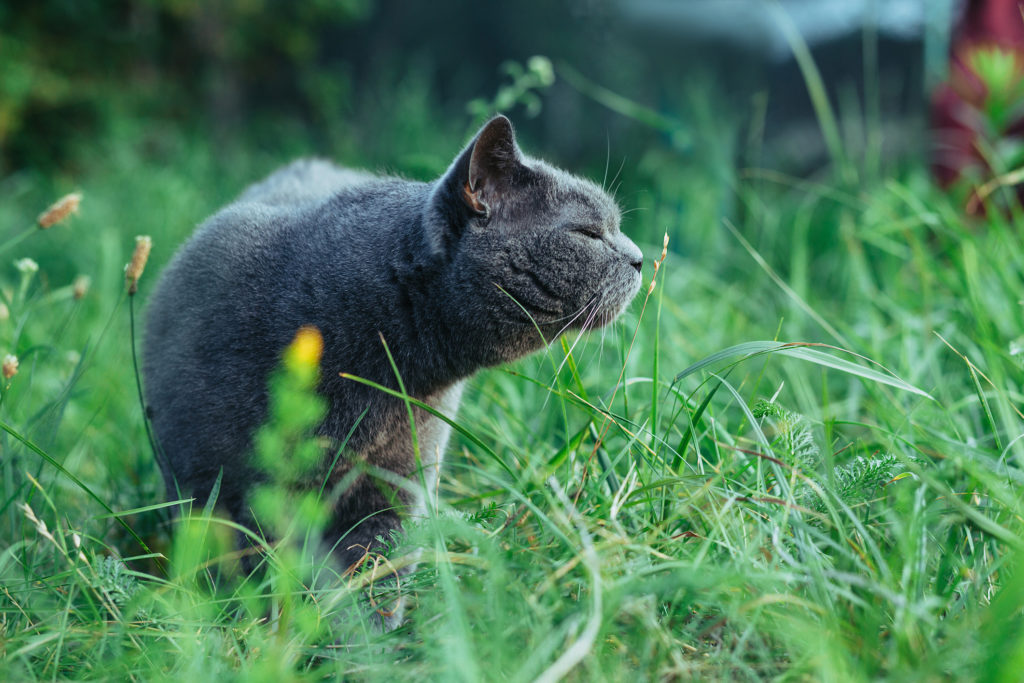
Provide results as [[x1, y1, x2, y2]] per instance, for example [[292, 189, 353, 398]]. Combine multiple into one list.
[[143, 115, 642, 572]]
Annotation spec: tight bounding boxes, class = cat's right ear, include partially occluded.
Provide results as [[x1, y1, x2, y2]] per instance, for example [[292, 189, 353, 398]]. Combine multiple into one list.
[[435, 115, 526, 221]]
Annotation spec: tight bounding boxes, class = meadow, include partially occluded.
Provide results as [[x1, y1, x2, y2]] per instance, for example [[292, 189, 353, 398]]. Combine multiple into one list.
[[1, 72, 1023, 681]]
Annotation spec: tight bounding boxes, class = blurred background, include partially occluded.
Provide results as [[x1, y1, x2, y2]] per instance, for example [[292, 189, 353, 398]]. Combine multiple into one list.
[[2, 1, 961, 243]]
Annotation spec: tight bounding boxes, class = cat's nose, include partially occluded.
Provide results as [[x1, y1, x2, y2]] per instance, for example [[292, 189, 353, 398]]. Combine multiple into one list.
[[617, 235, 644, 274]]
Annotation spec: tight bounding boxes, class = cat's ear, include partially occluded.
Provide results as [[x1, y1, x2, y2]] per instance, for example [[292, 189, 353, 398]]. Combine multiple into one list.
[[464, 115, 521, 213], [436, 115, 525, 220]]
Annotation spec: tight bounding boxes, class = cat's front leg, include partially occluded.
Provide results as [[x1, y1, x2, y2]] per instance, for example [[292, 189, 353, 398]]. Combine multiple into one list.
[[321, 478, 410, 628]]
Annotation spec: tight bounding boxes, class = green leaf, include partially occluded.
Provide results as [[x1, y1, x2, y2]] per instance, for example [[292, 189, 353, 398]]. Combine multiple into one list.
[[674, 341, 933, 400]]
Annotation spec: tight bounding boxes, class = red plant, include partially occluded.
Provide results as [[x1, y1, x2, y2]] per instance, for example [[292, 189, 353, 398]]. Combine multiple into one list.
[[931, 0, 1024, 211]]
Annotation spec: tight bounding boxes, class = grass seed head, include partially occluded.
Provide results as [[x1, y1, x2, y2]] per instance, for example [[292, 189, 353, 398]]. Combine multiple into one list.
[[125, 235, 152, 295], [647, 231, 670, 295], [18, 502, 54, 544], [19, 502, 38, 525], [37, 192, 82, 229], [73, 274, 91, 300], [2, 354, 18, 379]]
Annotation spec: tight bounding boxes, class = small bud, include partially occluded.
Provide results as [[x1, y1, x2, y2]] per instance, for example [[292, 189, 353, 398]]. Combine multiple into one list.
[[0, 303, 8, 321], [37, 192, 82, 229], [72, 532, 82, 548], [72, 275, 91, 300], [125, 236, 152, 295], [2, 354, 18, 379], [286, 325, 324, 371], [15, 258, 38, 275]]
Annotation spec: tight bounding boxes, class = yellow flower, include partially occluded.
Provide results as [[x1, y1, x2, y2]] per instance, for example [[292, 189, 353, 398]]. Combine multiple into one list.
[[287, 325, 324, 371]]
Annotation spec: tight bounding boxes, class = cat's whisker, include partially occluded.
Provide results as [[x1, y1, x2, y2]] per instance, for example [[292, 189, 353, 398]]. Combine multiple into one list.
[[495, 288, 602, 330], [492, 285, 598, 347], [565, 299, 604, 386], [582, 305, 601, 334], [567, 325, 602, 381], [608, 155, 627, 199], [598, 319, 610, 366], [550, 331, 586, 389], [551, 292, 602, 340], [545, 296, 599, 326], [586, 319, 612, 375], [549, 295, 602, 384], [588, 285, 618, 368], [557, 314, 594, 372], [575, 295, 603, 335], [544, 292, 607, 396], [602, 133, 612, 190], [619, 207, 646, 218]]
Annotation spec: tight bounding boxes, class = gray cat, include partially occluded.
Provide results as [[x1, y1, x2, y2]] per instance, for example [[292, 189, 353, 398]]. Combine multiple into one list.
[[143, 115, 643, 574]]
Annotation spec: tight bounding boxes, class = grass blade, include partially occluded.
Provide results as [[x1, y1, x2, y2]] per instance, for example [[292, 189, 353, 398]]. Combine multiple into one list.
[[674, 340, 932, 400]]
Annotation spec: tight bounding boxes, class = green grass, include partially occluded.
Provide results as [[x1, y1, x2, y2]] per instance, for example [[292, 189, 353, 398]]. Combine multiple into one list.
[[1, 101, 1023, 681]]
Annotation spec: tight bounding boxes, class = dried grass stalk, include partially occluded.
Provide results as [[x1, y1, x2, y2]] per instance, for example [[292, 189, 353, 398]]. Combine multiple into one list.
[[125, 236, 152, 295], [37, 193, 82, 229]]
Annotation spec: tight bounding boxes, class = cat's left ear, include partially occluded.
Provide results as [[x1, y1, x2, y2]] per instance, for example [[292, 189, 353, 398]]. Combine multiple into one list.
[[431, 115, 527, 238], [439, 115, 526, 219], [465, 115, 522, 212]]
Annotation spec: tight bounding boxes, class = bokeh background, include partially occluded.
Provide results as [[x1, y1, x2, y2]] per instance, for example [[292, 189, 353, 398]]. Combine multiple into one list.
[[3, 0, 953, 254]]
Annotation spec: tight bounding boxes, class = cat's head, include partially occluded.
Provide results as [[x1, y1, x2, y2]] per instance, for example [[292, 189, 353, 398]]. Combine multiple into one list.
[[429, 115, 643, 361]]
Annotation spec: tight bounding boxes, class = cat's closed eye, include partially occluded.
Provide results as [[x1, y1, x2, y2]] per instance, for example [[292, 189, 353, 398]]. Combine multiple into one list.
[[570, 225, 604, 240]]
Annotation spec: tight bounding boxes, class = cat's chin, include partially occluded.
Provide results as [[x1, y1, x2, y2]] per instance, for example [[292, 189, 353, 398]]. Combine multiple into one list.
[[567, 294, 638, 333], [586, 275, 642, 331]]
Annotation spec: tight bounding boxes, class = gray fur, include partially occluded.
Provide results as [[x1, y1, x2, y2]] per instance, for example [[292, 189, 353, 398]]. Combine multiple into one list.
[[143, 116, 643, 572]]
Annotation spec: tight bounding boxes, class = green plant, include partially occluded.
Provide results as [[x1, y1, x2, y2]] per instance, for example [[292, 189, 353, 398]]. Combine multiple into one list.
[[467, 56, 555, 123]]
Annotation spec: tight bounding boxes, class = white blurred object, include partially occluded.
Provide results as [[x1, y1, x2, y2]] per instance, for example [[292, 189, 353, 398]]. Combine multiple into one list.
[[616, 0, 950, 60]]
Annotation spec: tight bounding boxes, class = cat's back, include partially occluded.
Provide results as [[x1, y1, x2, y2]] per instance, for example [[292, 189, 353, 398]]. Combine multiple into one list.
[[149, 160, 394, 311], [236, 158, 375, 207], [144, 158, 431, 392]]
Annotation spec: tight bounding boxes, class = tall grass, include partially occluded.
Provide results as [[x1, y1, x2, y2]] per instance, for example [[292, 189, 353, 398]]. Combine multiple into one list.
[[0, 84, 1022, 681]]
